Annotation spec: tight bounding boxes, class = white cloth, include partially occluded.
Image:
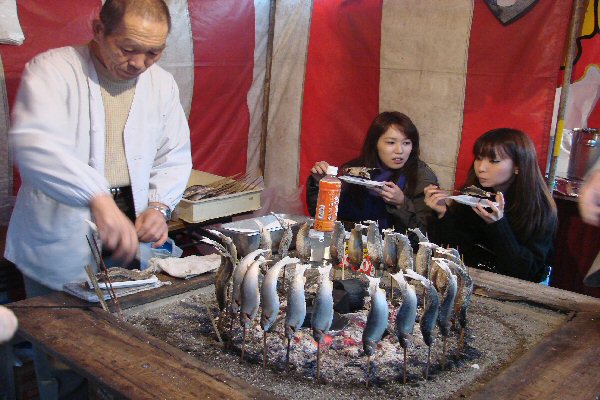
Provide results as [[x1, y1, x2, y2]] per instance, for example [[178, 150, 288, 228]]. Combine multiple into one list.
[[5, 46, 192, 290], [148, 254, 221, 279], [0, 0, 25, 46]]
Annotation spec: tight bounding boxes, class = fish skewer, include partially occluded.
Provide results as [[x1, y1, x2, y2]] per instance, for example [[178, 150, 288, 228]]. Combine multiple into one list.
[[271, 213, 294, 289], [362, 275, 389, 387], [254, 219, 273, 259], [200, 237, 235, 333], [392, 271, 418, 384], [296, 220, 312, 261], [405, 269, 439, 380], [260, 256, 299, 368], [311, 263, 334, 382], [239, 256, 267, 361], [432, 258, 458, 369], [396, 233, 413, 272], [366, 221, 384, 276], [284, 263, 309, 370], [348, 224, 364, 270], [330, 221, 346, 265], [445, 259, 474, 353]]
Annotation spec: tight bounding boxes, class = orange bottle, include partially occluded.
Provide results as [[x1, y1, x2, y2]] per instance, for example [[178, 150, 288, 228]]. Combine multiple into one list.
[[313, 165, 342, 232]]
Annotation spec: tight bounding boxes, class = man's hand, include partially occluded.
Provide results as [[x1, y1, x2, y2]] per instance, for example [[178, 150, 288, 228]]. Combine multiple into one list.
[[135, 202, 169, 248], [579, 170, 600, 227], [90, 194, 138, 263]]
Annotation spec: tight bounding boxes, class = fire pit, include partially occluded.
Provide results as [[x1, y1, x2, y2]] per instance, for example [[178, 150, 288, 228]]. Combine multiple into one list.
[[125, 269, 565, 400]]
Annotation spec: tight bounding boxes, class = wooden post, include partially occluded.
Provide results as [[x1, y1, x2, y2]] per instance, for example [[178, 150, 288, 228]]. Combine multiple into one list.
[[547, 0, 588, 189], [259, 0, 277, 177]]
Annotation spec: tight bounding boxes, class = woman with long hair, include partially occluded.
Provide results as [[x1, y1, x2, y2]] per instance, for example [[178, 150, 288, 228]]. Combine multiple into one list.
[[424, 128, 557, 282], [307, 111, 438, 232]]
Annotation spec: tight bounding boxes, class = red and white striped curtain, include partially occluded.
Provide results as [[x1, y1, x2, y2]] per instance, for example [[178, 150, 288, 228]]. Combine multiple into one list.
[[0, 0, 575, 217]]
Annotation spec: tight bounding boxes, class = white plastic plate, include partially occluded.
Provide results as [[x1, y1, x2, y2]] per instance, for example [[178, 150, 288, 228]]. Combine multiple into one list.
[[448, 195, 499, 208], [338, 175, 385, 189]]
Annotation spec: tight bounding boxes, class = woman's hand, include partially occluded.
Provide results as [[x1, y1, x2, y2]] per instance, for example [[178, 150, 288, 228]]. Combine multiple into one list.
[[473, 192, 504, 224], [311, 161, 330, 175], [424, 184, 449, 218], [377, 181, 405, 206]]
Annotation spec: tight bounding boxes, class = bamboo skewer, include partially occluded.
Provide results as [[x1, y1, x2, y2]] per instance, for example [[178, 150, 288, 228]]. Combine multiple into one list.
[[86, 235, 123, 319], [84, 265, 109, 312]]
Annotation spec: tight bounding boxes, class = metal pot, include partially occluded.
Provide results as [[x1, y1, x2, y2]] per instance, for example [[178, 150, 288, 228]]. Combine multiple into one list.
[[567, 128, 600, 180]]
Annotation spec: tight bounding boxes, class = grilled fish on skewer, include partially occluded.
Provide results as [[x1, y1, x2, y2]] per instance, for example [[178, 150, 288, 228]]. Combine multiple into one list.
[[405, 269, 439, 380], [382, 229, 398, 272], [206, 229, 238, 265], [366, 221, 383, 272], [254, 219, 273, 258], [232, 249, 268, 314], [285, 263, 309, 370], [199, 237, 234, 314], [408, 227, 428, 243], [271, 213, 293, 259], [261, 256, 299, 332], [415, 242, 436, 278], [330, 221, 346, 265], [240, 256, 267, 361], [446, 259, 474, 352], [432, 258, 458, 369], [260, 256, 299, 368], [392, 271, 418, 384], [396, 233, 413, 272], [296, 221, 312, 261], [311, 263, 334, 382], [240, 257, 266, 328], [362, 275, 389, 387], [348, 223, 364, 269]]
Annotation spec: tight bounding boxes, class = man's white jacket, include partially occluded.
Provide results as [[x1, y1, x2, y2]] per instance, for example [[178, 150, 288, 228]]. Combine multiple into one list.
[[6, 46, 192, 290]]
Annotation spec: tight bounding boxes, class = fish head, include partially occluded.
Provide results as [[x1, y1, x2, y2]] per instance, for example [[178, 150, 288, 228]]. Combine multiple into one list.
[[365, 275, 381, 296], [391, 271, 407, 287]]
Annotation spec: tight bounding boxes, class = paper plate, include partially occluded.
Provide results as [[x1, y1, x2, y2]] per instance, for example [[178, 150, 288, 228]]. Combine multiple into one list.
[[448, 195, 498, 208], [338, 175, 385, 189]]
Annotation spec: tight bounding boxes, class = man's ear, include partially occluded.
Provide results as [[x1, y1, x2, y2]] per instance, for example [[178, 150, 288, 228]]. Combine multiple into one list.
[[91, 19, 104, 40]]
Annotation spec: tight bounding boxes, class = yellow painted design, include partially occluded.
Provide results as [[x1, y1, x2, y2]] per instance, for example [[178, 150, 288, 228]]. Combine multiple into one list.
[[553, 119, 565, 157]]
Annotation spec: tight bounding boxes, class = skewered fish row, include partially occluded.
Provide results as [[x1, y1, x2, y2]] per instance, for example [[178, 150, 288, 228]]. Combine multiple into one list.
[[201, 219, 474, 385]]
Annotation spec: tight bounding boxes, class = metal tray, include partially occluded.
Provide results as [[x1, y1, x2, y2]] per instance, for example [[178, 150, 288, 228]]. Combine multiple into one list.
[[216, 214, 311, 257]]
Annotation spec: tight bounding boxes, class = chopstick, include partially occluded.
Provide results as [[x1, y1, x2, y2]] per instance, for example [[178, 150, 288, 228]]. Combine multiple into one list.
[[86, 235, 123, 319], [84, 264, 110, 312]]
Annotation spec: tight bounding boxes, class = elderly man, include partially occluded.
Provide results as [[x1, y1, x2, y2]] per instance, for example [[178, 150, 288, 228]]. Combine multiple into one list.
[[6, 1, 191, 396], [6, 0, 192, 298]]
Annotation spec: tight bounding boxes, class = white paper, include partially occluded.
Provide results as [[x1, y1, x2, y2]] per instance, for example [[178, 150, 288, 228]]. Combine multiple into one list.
[[87, 275, 159, 290], [448, 195, 498, 208], [338, 175, 385, 189]]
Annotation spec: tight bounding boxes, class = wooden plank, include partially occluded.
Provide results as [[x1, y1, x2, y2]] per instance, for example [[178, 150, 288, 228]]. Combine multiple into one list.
[[470, 268, 600, 313], [9, 296, 277, 400], [114, 272, 216, 310], [468, 311, 600, 400]]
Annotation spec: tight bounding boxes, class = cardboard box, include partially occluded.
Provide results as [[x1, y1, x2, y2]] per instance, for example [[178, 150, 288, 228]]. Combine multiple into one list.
[[175, 170, 262, 223]]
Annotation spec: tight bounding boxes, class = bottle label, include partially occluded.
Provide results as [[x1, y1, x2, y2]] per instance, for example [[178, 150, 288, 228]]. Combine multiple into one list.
[[314, 181, 341, 232]]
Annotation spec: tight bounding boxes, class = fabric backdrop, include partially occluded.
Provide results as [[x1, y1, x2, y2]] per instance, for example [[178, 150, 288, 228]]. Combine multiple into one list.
[[0, 0, 574, 217]]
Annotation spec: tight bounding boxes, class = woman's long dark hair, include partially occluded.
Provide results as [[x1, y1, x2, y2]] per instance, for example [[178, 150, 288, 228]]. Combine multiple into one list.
[[463, 128, 557, 239], [347, 111, 421, 194]]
